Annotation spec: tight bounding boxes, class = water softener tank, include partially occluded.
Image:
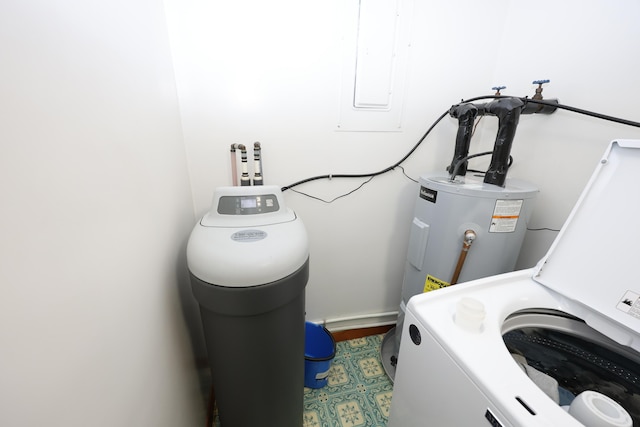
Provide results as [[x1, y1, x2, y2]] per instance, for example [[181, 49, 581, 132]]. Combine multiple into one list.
[[187, 185, 308, 427], [381, 173, 537, 380]]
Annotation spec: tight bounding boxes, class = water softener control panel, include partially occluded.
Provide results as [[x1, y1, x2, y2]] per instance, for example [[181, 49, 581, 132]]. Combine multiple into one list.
[[217, 194, 280, 215], [199, 185, 296, 229]]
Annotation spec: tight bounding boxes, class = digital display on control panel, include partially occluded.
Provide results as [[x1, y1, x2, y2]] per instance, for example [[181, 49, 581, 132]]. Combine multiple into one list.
[[240, 198, 257, 209], [217, 194, 280, 215]]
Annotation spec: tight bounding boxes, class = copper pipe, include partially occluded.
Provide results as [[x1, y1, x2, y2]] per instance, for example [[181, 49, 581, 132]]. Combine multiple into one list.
[[450, 229, 477, 285]]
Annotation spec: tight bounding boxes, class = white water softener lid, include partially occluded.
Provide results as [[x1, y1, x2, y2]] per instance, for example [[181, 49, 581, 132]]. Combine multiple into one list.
[[533, 140, 640, 352], [187, 185, 308, 287]]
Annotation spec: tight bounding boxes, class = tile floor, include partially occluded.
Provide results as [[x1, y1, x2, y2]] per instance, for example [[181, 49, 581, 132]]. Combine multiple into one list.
[[206, 333, 394, 427], [303, 334, 393, 427]]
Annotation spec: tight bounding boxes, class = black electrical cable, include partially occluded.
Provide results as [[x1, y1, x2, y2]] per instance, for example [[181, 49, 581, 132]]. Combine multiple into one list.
[[528, 227, 561, 232], [448, 152, 513, 180], [523, 98, 640, 128], [281, 109, 449, 192], [288, 176, 374, 204], [281, 95, 640, 193], [448, 151, 491, 180]]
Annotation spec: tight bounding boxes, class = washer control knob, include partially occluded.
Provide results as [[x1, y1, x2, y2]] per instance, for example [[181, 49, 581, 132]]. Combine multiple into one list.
[[455, 297, 485, 332]]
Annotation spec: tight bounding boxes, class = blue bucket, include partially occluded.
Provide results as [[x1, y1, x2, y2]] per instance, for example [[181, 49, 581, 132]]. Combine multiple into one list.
[[304, 322, 336, 389]]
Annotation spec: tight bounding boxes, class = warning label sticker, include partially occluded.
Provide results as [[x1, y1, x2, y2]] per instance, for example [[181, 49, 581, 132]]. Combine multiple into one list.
[[489, 199, 523, 233], [617, 290, 640, 319], [424, 275, 451, 293]]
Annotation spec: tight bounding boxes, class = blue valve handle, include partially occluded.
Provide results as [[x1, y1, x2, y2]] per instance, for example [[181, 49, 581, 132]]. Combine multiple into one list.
[[533, 79, 550, 85], [492, 86, 506, 96]]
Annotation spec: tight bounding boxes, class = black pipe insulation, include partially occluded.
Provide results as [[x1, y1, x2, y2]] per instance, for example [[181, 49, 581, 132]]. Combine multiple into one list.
[[482, 97, 525, 186], [449, 96, 558, 186], [522, 97, 559, 115], [281, 95, 640, 193], [447, 103, 479, 176]]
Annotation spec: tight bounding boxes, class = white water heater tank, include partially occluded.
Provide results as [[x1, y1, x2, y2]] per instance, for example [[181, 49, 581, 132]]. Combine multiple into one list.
[[383, 172, 538, 379]]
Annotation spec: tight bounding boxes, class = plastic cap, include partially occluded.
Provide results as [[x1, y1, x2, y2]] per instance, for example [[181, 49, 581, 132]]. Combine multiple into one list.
[[454, 297, 486, 332]]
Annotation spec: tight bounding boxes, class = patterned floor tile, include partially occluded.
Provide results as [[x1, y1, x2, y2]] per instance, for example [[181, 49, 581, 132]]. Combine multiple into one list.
[[328, 363, 350, 386], [358, 357, 384, 378], [303, 410, 322, 427], [208, 333, 394, 426], [374, 391, 393, 418], [347, 337, 369, 349], [335, 400, 366, 427], [305, 334, 393, 427]]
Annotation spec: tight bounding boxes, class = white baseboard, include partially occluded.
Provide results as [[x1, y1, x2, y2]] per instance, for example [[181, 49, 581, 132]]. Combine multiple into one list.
[[308, 311, 398, 332]]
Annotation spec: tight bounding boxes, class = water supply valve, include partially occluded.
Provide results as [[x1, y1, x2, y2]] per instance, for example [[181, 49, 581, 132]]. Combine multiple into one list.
[[492, 86, 506, 96], [532, 79, 550, 100], [522, 79, 558, 115]]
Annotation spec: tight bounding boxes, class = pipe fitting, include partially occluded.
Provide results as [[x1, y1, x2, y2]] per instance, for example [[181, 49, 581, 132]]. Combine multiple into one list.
[[463, 229, 477, 247]]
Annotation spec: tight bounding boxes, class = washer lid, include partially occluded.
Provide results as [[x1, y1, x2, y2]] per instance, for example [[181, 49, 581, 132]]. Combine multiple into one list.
[[533, 140, 640, 352]]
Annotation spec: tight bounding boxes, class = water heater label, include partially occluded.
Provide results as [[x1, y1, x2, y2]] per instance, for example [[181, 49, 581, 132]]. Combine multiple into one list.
[[419, 186, 437, 203], [489, 199, 523, 233], [424, 275, 450, 292]]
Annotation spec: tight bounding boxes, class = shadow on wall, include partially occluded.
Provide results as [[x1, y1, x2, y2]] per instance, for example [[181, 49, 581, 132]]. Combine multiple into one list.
[[175, 234, 208, 367]]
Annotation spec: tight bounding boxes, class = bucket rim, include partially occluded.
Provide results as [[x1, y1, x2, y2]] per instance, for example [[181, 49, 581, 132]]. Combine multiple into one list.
[[304, 323, 336, 361]]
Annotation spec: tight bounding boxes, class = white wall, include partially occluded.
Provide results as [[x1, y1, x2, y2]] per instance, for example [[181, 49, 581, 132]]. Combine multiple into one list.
[[0, 1, 203, 426], [165, 0, 640, 330], [490, 0, 640, 264], [1, 2, 635, 422]]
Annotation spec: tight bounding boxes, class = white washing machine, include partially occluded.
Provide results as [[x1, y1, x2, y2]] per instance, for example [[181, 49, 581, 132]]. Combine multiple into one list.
[[388, 140, 640, 427]]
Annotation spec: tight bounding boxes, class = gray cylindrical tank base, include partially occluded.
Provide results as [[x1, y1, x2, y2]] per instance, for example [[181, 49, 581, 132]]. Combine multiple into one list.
[[190, 259, 309, 427]]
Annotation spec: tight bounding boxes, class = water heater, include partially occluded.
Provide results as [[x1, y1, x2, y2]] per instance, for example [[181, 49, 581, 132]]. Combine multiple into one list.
[[382, 172, 538, 380]]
